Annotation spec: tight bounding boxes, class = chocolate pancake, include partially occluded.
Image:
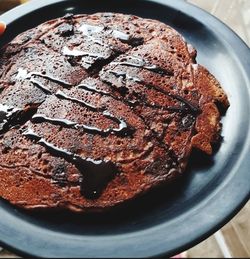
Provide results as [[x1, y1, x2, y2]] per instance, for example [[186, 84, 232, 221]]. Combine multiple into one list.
[[0, 13, 229, 212]]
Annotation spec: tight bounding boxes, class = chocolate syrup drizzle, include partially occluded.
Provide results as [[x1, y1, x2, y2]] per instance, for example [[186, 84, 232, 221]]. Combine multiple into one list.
[[106, 67, 200, 114], [23, 128, 119, 199], [31, 111, 133, 137], [111, 56, 174, 76], [0, 104, 20, 132], [78, 24, 131, 43], [0, 23, 200, 199], [0, 103, 37, 135], [15, 68, 134, 135]]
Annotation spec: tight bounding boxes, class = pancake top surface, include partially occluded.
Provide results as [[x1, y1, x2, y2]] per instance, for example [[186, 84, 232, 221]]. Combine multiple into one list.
[[0, 13, 229, 212]]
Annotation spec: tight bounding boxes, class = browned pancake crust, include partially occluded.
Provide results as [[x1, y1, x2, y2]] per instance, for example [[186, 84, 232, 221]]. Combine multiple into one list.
[[0, 13, 229, 212]]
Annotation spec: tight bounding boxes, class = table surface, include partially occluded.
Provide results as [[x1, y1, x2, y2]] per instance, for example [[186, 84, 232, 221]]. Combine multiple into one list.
[[0, 0, 249, 258]]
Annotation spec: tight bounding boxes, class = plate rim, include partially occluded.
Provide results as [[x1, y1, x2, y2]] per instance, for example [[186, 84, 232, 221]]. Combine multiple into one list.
[[0, 0, 250, 257]]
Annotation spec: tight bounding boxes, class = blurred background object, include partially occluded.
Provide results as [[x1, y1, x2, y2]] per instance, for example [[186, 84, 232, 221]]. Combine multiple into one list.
[[0, 0, 28, 13], [0, 0, 20, 11], [0, 0, 249, 258], [189, 0, 250, 46]]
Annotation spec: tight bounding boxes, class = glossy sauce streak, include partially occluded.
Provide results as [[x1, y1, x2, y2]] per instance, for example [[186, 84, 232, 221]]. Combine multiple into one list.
[[170, 94, 200, 114], [78, 24, 130, 42], [110, 70, 142, 83], [78, 24, 105, 35], [23, 128, 119, 199], [112, 56, 174, 76], [108, 69, 200, 114], [30, 79, 52, 94], [62, 23, 133, 65], [0, 104, 13, 123], [16, 68, 72, 88], [31, 112, 133, 137], [32, 114, 77, 127], [54, 90, 133, 135], [15, 69, 134, 137], [62, 46, 107, 59], [55, 90, 99, 111], [14, 68, 133, 199], [111, 29, 130, 41], [77, 83, 111, 95], [0, 104, 21, 133], [89, 36, 106, 47]]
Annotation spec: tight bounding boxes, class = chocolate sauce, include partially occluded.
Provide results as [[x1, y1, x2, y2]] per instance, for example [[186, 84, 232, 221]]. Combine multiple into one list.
[[79, 23, 130, 41], [75, 25, 105, 47], [0, 104, 15, 133], [15, 68, 134, 137], [170, 94, 200, 114], [112, 56, 174, 76], [52, 164, 67, 187], [0, 104, 12, 123], [58, 23, 74, 37], [78, 23, 142, 46], [89, 37, 105, 46], [55, 90, 99, 111], [113, 56, 144, 68], [62, 46, 107, 59], [31, 110, 133, 137], [16, 68, 72, 88], [23, 128, 119, 199], [77, 83, 110, 95], [111, 29, 144, 46], [54, 90, 133, 136], [77, 24, 110, 48], [110, 70, 142, 83], [181, 114, 196, 129], [30, 79, 52, 95], [126, 37, 144, 47], [78, 24, 105, 36], [112, 29, 130, 41], [0, 104, 37, 134], [32, 114, 77, 127], [31, 114, 105, 134], [0, 104, 23, 124], [32, 73, 72, 88], [107, 70, 199, 114], [144, 65, 174, 76], [141, 83, 200, 113], [102, 110, 135, 136], [63, 13, 74, 20]]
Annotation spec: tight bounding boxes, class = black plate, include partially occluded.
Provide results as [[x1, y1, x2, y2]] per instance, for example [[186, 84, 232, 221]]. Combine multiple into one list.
[[0, 0, 250, 257]]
